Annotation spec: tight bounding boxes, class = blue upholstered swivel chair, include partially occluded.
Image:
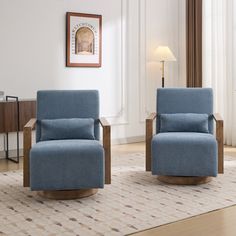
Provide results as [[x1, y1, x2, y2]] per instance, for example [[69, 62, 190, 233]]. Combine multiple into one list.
[[23, 90, 111, 199], [146, 88, 224, 184]]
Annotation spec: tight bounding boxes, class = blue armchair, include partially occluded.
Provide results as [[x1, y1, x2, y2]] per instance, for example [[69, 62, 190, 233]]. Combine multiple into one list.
[[23, 90, 111, 199], [146, 88, 224, 184]]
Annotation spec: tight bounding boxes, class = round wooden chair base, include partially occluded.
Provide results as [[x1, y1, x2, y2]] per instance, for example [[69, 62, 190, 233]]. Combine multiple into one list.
[[38, 189, 98, 200], [157, 176, 213, 185]]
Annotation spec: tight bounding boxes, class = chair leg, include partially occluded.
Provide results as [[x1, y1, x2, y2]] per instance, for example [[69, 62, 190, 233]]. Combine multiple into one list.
[[146, 119, 153, 171], [23, 128, 31, 187], [104, 126, 111, 184], [216, 120, 224, 173]]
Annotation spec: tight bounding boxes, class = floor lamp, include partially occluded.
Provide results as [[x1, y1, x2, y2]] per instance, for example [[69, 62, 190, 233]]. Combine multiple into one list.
[[155, 46, 176, 88]]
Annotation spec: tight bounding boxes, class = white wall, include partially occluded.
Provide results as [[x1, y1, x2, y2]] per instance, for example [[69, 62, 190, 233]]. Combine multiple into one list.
[[139, 0, 186, 121], [0, 0, 186, 152]]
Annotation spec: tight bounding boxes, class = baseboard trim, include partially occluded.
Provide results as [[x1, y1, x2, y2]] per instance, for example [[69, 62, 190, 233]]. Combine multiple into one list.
[[112, 136, 145, 145]]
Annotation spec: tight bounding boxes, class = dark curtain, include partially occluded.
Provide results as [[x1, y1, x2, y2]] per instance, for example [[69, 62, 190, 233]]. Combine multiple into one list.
[[186, 0, 202, 87]]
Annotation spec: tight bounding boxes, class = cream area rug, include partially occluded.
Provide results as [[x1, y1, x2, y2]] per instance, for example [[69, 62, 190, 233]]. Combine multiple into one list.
[[0, 153, 236, 236]]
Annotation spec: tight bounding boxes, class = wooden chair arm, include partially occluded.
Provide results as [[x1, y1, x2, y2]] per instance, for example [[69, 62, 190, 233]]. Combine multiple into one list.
[[146, 112, 157, 121], [99, 118, 111, 184], [213, 113, 223, 122], [23, 118, 36, 187], [24, 118, 37, 129], [213, 113, 224, 174], [99, 117, 110, 127], [146, 112, 157, 171]]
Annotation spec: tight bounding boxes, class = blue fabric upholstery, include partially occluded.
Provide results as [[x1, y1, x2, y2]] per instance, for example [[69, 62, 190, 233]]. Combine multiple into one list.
[[160, 113, 209, 133], [30, 140, 104, 190], [152, 133, 218, 177], [36, 90, 100, 142], [152, 88, 218, 178], [40, 118, 95, 141], [156, 88, 213, 134], [30, 90, 104, 191]]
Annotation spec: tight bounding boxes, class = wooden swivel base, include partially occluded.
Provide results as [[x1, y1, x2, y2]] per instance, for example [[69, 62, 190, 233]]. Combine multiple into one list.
[[157, 176, 213, 185], [38, 189, 98, 200]]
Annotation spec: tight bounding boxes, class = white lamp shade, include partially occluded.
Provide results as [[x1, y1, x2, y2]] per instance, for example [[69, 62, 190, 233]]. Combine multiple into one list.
[[155, 46, 176, 62]]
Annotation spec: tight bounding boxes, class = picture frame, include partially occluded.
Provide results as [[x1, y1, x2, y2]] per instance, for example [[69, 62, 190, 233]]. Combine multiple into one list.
[[66, 12, 102, 67]]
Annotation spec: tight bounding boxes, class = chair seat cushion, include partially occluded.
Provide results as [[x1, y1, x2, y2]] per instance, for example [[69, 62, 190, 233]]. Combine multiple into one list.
[[30, 140, 104, 190], [152, 132, 218, 177]]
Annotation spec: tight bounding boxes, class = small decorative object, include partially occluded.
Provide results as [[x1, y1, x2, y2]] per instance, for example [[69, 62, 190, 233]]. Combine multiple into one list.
[[155, 46, 176, 88], [66, 12, 102, 67], [0, 91, 4, 100]]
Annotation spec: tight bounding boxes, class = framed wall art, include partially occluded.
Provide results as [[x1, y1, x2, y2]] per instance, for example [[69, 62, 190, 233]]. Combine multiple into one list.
[[66, 12, 102, 67]]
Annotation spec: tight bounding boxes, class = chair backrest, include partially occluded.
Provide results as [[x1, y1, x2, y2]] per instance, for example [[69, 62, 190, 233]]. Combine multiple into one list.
[[156, 88, 214, 134], [36, 90, 100, 142]]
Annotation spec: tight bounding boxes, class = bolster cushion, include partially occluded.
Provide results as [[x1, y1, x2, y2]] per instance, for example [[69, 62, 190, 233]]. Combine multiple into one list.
[[160, 113, 209, 133], [40, 118, 95, 141]]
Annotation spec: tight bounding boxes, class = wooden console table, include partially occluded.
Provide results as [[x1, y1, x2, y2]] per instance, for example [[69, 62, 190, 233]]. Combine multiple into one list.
[[0, 98, 36, 162]]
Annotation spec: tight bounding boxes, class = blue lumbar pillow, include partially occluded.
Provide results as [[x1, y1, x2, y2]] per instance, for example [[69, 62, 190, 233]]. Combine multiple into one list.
[[40, 118, 95, 141], [160, 113, 209, 133]]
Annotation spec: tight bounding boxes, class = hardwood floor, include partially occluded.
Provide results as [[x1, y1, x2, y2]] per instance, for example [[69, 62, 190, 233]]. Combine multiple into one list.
[[0, 143, 236, 236], [0, 154, 23, 172], [131, 205, 236, 236]]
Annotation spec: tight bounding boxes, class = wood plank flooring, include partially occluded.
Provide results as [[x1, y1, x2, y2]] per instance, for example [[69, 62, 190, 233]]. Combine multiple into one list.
[[131, 205, 236, 236]]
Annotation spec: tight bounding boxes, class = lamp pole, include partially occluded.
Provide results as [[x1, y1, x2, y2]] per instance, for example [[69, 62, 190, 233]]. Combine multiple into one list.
[[161, 61, 165, 88], [155, 46, 176, 88]]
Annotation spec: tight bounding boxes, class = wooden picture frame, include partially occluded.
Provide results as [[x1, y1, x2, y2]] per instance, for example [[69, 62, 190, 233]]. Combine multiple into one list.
[[66, 12, 102, 67]]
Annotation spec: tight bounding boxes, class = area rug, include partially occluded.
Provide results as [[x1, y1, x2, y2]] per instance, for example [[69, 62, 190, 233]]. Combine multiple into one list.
[[1, 153, 236, 236]]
